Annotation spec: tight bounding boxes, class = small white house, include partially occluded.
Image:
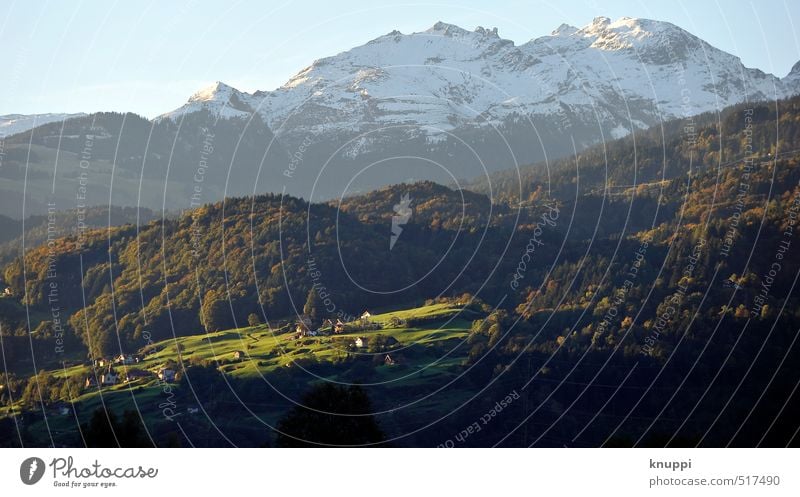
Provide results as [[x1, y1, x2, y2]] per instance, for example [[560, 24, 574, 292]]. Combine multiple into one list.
[[355, 337, 367, 348], [115, 354, 138, 365], [158, 368, 176, 382], [360, 311, 372, 320], [100, 366, 119, 386]]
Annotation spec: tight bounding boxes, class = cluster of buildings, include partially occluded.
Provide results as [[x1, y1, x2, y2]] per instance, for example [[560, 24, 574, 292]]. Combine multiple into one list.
[[84, 353, 176, 389], [93, 353, 141, 368], [294, 311, 378, 339]]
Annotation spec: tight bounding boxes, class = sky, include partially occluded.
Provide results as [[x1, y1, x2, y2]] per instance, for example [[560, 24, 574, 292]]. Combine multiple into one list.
[[1, 0, 798, 118]]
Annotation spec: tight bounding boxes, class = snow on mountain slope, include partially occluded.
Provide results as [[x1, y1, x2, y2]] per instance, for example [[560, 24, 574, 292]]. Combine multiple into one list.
[[518, 16, 784, 124], [0, 113, 86, 138], [250, 22, 527, 137], [160, 16, 800, 144]]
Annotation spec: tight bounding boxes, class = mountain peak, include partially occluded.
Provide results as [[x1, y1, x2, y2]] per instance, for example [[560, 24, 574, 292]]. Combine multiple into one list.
[[158, 81, 253, 121], [188, 81, 240, 103], [425, 21, 470, 37], [423, 21, 501, 39], [573, 16, 690, 52], [474, 25, 500, 38], [580, 15, 638, 36], [551, 23, 578, 36]]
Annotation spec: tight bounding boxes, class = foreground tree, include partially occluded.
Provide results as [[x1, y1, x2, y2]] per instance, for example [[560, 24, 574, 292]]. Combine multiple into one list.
[[276, 383, 384, 447], [83, 408, 152, 447]]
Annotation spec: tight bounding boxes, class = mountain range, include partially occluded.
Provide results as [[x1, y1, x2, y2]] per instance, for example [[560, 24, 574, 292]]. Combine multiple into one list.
[[2, 16, 799, 218], [164, 17, 800, 139], [0, 113, 86, 138]]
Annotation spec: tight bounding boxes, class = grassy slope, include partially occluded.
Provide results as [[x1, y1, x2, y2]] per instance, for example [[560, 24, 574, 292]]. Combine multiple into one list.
[[6, 303, 482, 442]]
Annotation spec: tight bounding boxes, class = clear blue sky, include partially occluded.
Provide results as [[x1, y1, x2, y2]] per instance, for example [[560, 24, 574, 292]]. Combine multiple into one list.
[[1, 0, 798, 118]]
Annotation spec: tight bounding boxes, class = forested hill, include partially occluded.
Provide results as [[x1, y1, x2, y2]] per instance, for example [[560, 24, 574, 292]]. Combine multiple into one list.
[[4, 96, 800, 362], [1, 183, 523, 360]]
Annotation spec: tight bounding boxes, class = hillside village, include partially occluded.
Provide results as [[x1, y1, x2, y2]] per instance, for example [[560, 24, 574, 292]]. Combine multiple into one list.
[[0, 300, 479, 429], [82, 309, 386, 390]]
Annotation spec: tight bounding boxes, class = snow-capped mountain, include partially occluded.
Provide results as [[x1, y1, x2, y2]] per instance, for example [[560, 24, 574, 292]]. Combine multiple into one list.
[[6, 16, 800, 213], [162, 16, 799, 144], [0, 113, 85, 137]]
